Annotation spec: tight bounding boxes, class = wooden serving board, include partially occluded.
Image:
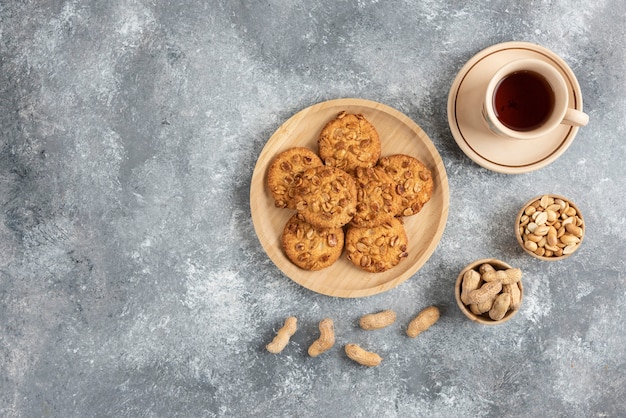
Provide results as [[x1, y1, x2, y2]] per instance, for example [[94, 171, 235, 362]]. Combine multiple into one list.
[[250, 98, 449, 298]]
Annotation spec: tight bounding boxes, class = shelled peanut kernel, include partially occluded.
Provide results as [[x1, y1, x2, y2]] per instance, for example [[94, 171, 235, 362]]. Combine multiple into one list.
[[518, 195, 584, 258]]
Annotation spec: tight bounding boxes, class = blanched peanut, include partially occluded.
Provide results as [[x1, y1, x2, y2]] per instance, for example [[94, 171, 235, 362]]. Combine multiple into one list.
[[560, 234, 580, 245], [565, 223, 583, 237], [524, 240, 538, 252]]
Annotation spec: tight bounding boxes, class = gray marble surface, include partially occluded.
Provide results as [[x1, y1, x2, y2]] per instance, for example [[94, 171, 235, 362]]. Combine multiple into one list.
[[1, 1, 625, 417]]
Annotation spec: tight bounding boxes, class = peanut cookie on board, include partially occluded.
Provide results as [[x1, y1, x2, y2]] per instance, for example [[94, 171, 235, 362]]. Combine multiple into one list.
[[345, 217, 409, 273], [293, 166, 357, 229], [282, 214, 344, 271], [378, 154, 433, 217], [318, 112, 381, 175], [350, 166, 402, 228], [267, 147, 323, 209]]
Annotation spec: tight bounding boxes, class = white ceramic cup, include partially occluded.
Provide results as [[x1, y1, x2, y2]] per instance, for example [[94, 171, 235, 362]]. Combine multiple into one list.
[[483, 58, 589, 139]]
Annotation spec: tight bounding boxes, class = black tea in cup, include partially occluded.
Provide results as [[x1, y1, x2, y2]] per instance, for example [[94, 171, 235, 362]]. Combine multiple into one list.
[[493, 70, 555, 132]]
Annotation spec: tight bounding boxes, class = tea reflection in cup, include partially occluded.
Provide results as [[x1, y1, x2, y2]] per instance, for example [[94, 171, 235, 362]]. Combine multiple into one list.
[[482, 58, 588, 140]]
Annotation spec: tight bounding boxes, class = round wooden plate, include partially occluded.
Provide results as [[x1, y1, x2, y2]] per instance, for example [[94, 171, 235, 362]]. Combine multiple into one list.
[[250, 98, 449, 298]]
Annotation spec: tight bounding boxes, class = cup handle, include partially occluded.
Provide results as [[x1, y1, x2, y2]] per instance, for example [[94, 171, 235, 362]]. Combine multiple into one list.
[[562, 108, 589, 127]]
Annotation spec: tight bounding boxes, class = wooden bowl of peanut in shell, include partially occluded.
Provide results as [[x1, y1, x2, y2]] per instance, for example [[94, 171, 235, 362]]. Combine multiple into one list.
[[455, 258, 523, 325]]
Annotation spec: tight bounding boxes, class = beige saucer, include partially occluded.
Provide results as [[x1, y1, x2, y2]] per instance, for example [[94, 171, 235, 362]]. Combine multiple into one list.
[[447, 42, 584, 174]]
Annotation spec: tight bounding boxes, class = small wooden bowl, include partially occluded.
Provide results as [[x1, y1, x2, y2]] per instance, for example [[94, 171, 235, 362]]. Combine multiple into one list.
[[454, 258, 523, 325], [515, 194, 585, 261]]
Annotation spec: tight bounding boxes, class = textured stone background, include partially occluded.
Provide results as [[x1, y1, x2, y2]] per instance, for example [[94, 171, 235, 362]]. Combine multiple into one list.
[[1, 1, 625, 417]]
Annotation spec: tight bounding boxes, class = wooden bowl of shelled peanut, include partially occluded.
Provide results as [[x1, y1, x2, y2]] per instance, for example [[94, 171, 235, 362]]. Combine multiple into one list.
[[454, 259, 523, 325], [515, 194, 585, 261]]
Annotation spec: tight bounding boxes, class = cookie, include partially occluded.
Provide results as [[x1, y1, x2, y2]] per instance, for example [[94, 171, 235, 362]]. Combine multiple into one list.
[[378, 154, 433, 217], [282, 213, 344, 271], [267, 147, 323, 209], [318, 112, 381, 174], [345, 217, 409, 273], [350, 166, 402, 228], [293, 165, 357, 229]]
